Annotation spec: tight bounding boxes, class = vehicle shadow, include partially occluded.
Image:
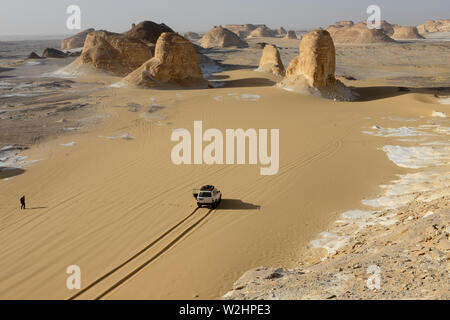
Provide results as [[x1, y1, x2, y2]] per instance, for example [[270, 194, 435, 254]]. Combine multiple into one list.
[[218, 199, 260, 210]]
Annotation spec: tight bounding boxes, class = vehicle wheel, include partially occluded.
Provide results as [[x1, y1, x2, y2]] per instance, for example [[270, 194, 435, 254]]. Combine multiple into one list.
[[197, 203, 202, 208], [219, 196, 222, 203]]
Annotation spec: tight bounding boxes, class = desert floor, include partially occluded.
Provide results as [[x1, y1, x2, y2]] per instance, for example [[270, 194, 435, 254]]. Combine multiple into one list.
[[0, 36, 449, 299]]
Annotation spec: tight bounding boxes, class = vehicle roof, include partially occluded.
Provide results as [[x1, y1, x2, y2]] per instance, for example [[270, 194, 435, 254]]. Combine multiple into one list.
[[200, 185, 215, 191]]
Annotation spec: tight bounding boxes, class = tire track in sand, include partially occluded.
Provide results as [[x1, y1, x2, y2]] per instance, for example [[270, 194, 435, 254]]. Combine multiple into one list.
[[68, 207, 214, 300]]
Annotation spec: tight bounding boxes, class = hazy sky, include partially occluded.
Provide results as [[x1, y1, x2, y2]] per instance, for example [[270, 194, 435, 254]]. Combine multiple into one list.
[[0, 0, 449, 36]]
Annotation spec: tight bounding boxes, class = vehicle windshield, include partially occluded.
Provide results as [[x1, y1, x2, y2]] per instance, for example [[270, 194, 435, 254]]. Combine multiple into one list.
[[199, 192, 212, 198]]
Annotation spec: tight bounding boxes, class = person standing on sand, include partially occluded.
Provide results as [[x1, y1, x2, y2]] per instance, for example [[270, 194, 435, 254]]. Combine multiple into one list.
[[20, 196, 26, 210]]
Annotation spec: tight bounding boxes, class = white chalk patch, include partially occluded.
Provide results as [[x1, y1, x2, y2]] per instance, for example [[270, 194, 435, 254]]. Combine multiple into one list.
[[433, 127, 450, 135], [432, 111, 446, 118], [110, 82, 126, 88], [363, 126, 434, 137], [118, 134, 135, 140], [310, 232, 349, 258], [1, 92, 40, 98], [99, 134, 135, 140], [26, 61, 42, 66], [0, 81, 14, 90], [239, 94, 261, 101], [387, 116, 419, 122], [397, 138, 428, 142], [437, 97, 450, 105], [214, 93, 261, 102], [60, 142, 76, 147], [362, 171, 450, 209], [0, 147, 42, 169], [310, 117, 450, 260], [422, 211, 434, 219], [420, 141, 450, 146], [381, 145, 450, 169]]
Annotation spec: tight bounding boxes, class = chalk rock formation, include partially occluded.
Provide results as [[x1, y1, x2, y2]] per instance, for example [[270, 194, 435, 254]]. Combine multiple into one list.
[[225, 24, 261, 38], [27, 52, 43, 59], [125, 21, 174, 44], [61, 28, 95, 50], [123, 33, 207, 88], [200, 26, 248, 48], [391, 26, 425, 40], [184, 32, 202, 40], [256, 44, 285, 76], [417, 19, 450, 34], [333, 21, 354, 28], [286, 29, 336, 88], [248, 25, 277, 38], [277, 27, 287, 36], [42, 48, 67, 58], [284, 30, 297, 39], [379, 20, 396, 36], [326, 22, 394, 44], [277, 29, 353, 100], [78, 30, 153, 75]]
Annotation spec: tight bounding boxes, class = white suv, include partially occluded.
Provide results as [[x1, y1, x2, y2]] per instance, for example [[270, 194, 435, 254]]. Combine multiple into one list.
[[193, 185, 222, 208]]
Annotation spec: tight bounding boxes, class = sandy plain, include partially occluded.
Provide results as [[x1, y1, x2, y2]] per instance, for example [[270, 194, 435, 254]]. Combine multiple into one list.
[[0, 35, 449, 299]]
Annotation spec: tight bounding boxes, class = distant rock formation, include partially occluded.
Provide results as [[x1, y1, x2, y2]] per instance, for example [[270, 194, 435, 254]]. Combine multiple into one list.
[[184, 32, 202, 40], [417, 19, 450, 34], [42, 48, 67, 58], [123, 33, 207, 88], [125, 21, 174, 44], [284, 30, 297, 39], [66, 51, 81, 57], [248, 25, 277, 38], [27, 52, 43, 59], [200, 26, 248, 48], [256, 44, 285, 76], [391, 26, 425, 40], [326, 22, 394, 44], [333, 21, 354, 28], [61, 28, 95, 50], [277, 29, 353, 100], [277, 27, 287, 36], [225, 24, 263, 38], [379, 20, 396, 36], [78, 30, 153, 75]]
